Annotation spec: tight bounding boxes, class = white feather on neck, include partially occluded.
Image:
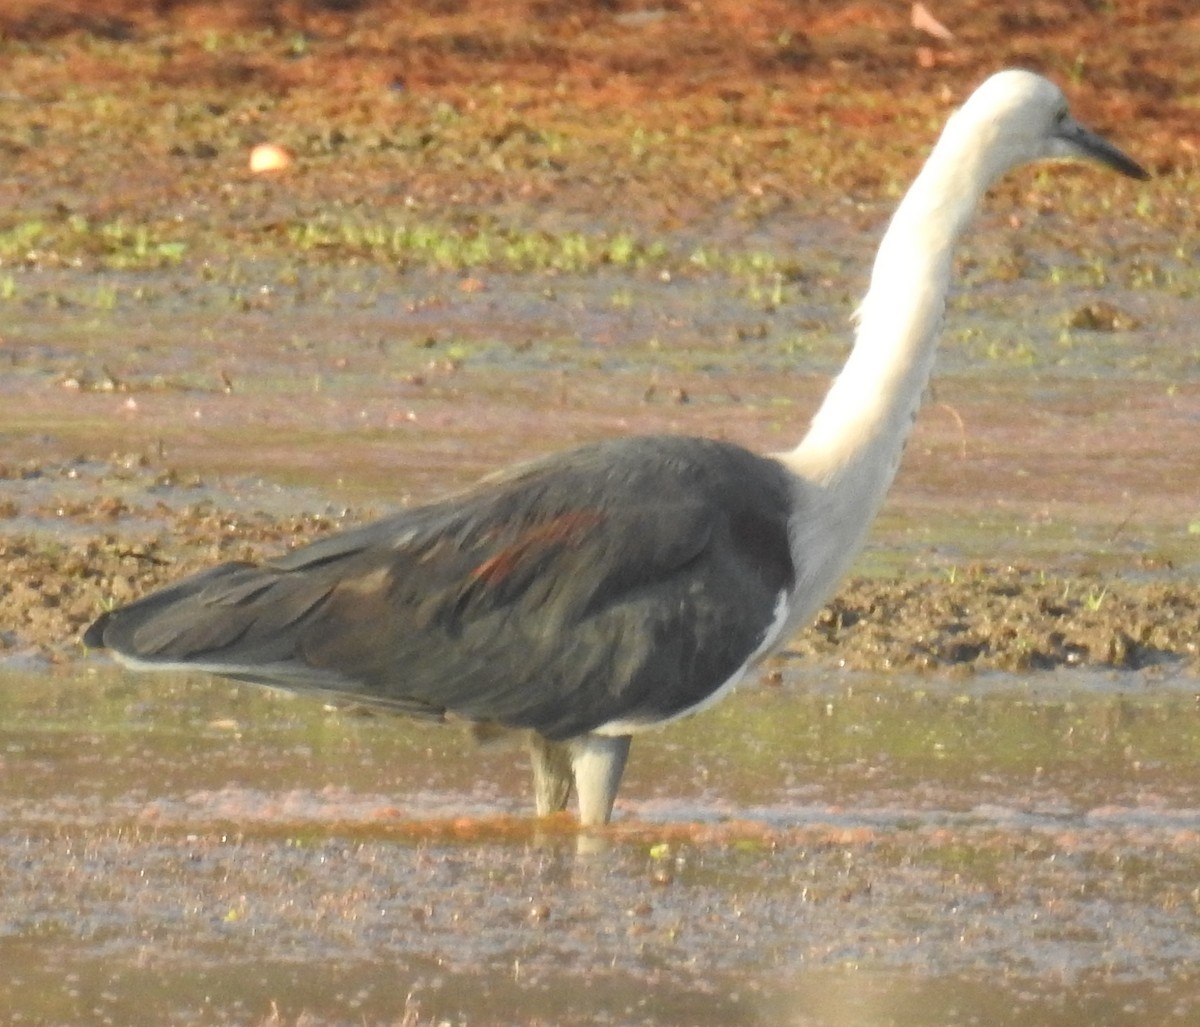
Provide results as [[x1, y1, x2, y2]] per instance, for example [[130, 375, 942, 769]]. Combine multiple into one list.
[[773, 101, 996, 627]]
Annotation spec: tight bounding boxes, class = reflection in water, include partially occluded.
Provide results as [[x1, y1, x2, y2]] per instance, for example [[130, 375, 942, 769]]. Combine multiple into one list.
[[1, 666, 1199, 1025]]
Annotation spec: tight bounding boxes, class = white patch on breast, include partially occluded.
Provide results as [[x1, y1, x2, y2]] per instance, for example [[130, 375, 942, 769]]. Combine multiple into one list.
[[593, 588, 793, 737]]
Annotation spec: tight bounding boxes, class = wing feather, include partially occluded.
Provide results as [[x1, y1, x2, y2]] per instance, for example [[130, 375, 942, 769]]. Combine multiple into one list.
[[88, 436, 797, 739]]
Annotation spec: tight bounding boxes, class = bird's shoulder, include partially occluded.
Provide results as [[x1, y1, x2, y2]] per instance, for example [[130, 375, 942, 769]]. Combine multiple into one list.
[[272, 434, 795, 580]]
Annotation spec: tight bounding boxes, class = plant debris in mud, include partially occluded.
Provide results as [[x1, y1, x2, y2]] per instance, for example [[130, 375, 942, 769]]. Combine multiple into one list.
[[792, 567, 1199, 674]]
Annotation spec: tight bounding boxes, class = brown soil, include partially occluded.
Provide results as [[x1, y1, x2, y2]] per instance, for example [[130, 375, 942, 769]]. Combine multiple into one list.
[[0, 1, 1194, 230]]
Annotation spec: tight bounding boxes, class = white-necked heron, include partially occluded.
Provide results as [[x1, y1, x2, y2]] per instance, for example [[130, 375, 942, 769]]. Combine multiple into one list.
[[86, 70, 1149, 826]]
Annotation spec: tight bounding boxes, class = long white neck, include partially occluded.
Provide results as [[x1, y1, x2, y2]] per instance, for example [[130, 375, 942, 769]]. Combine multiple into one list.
[[776, 114, 995, 614]]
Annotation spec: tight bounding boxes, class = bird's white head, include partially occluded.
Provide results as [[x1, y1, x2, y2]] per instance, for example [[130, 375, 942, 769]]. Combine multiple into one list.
[[945, 69, 1149, 184]]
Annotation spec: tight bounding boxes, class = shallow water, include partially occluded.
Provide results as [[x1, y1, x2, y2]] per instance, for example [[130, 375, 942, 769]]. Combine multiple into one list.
[[3, 665, 1200, 1026]]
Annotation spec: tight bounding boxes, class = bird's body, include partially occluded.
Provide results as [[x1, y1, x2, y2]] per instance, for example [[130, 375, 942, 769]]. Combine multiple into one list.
[[86, 70, 1148, 825], [96, 436, 797, 739]]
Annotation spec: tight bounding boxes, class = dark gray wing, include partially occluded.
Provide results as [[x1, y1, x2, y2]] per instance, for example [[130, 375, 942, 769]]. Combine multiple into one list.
[[86, 435, 797, 740]]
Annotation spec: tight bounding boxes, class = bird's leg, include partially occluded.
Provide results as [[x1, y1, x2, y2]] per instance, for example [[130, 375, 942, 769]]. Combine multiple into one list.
[[527, 735, 574, 816], [568, 734, 632, 827]]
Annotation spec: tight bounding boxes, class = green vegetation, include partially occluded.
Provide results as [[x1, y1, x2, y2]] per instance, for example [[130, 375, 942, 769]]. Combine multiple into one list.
[[0, 216, 187, 271], [283, 217, 669, 273]]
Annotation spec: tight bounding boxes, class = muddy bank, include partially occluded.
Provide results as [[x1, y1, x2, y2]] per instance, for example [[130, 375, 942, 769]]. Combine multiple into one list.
[[1, 4, 1196, 678]]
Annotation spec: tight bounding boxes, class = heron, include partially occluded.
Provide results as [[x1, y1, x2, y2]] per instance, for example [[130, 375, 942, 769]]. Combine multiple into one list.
[[85, 70, 1148, 826]]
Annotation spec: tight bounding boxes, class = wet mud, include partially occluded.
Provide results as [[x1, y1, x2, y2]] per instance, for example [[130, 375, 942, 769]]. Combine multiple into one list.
[[2, 2, 1200, 1025]]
